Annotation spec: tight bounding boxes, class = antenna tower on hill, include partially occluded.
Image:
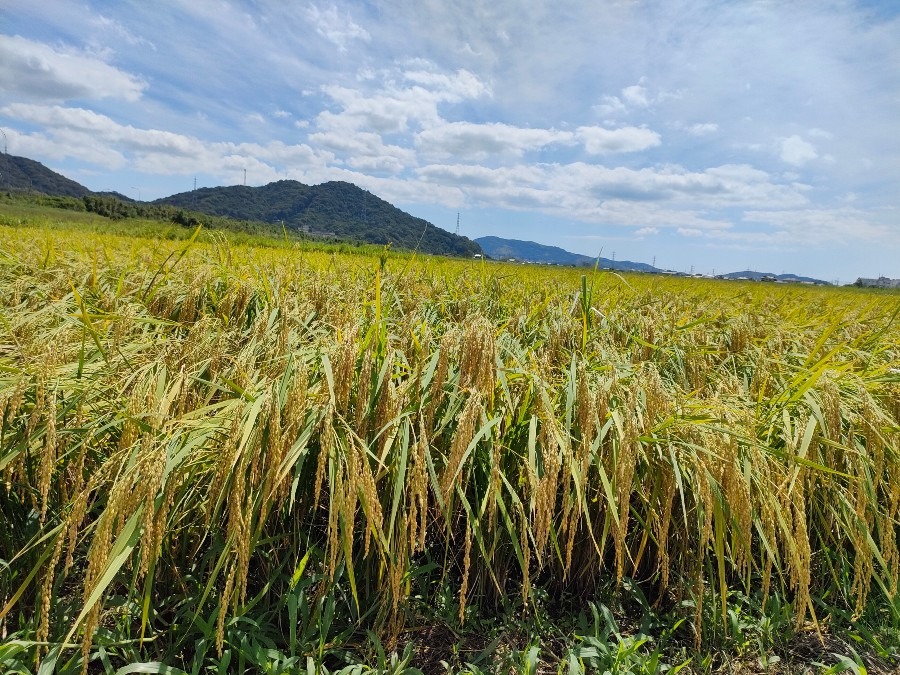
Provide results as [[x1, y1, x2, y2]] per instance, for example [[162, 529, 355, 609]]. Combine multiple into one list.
[[456, 212, 460, 236]]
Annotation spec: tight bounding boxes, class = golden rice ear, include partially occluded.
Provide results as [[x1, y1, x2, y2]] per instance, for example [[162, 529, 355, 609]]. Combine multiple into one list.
[[354, 346, 374, 434], [37, 390, 57, 523], [440, 391, 482, 502], [5, 219, 900, 668], [424, 328, 455, 429], [332, 323, 359, 416], [458, 511, 473, 625], [407, 418, 430, 553], [458, 316, 496, 400]]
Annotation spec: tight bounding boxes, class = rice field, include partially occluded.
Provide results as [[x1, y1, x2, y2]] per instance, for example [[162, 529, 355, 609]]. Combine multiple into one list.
[[1, 216, 899, 673]]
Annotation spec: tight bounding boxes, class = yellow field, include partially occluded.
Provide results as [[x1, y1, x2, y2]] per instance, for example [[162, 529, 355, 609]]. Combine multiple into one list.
[[1, 219, 899, 673]]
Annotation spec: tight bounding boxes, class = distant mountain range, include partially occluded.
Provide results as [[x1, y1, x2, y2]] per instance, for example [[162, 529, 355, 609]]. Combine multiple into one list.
[[476, 236, 658, 272], [476, 236, 829, 284], [0, 154, 479, 257], [718, 270, 828, 284], [0, 154, 831, 280]]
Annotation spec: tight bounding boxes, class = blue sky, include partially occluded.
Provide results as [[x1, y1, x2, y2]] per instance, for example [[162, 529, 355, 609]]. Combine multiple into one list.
[[1, 1, 899, 281]]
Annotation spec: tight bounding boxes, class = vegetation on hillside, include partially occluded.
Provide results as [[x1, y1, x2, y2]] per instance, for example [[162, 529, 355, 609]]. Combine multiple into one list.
[[157, 180, 481, 257], [0, 155, 92, 198], [0, 191, 428, 258], [0, 213, 899, 674], [1, 155, 480, 257]]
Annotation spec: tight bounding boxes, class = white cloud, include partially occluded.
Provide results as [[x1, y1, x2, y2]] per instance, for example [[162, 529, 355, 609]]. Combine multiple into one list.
[[89, 14, 156, 51], [576, 126, 661, 154], [622, 84, 650, 108], [2, 104, 199, 156], [594, 95, 627, 117], [807, 128, 833, 140], [635, 226, 659, 238], [308, 128, 415, 173], [318, 68, 487, 134], [780, 135, 818, 166], [402, 68, 489, 100], [687, 123, 719, 136], [5, 128, 128, 168], [556, 162, 804, 207], [593, 81, 682, 120], [0, 35, 146, 102], [677, 228, 704, 237], [742, 208, 889, 244], [416, 122, 571, 159], [412, 160, 806, 224], [0, 103, 330, 178], [304, 4, 370, 52], [417, 163, 545, 188]]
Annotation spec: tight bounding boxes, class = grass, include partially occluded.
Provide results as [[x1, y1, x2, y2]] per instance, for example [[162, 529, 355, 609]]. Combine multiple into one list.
[[1, 206, 899, 674]]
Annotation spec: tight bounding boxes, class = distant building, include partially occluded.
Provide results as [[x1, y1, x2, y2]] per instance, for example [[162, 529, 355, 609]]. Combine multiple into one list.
[[855, 276, 900, 289]]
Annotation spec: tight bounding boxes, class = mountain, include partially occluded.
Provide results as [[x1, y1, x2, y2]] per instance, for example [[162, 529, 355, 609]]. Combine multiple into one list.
[[156, 181, 480, 257], [478, 237, 832, 284], [721, 270, 829, 285], [476, 236, 658, 272], [0, 154, 91, 197], [0, 154, 478, 257]]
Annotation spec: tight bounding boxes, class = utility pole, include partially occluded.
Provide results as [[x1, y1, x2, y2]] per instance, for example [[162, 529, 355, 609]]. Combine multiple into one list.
[[611, 251, 616, 269], [243, 169, 247, 186]]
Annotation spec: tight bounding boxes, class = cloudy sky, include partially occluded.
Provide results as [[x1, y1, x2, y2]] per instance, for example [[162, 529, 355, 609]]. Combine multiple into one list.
[[2, 1, 899, 281]]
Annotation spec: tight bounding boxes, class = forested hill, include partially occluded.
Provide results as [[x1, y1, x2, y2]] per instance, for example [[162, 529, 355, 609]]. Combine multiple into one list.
[[156, 180, 481, 257], [0, 154, 91, 197]]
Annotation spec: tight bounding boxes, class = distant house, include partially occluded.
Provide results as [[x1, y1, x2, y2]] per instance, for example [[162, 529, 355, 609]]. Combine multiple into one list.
[[855, 276, 900, 289]]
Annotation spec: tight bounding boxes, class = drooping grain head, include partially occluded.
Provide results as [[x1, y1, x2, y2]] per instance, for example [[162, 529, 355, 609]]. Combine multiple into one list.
[[458, 316, 496, 400], [440, 392, 481, 503]]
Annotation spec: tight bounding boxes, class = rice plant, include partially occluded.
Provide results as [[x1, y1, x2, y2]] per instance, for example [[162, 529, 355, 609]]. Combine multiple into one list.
[[1, 218, 899, 673]]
